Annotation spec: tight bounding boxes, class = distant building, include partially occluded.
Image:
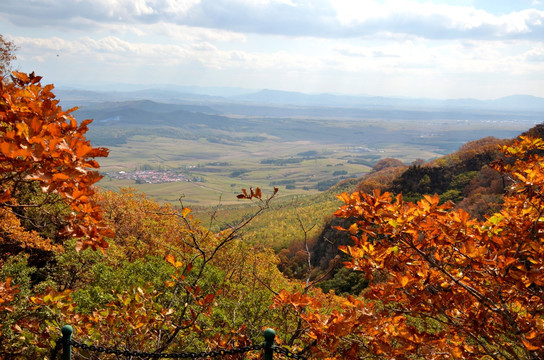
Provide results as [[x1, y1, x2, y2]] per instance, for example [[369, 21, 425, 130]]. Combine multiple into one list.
[[108, 170, 189, 184]]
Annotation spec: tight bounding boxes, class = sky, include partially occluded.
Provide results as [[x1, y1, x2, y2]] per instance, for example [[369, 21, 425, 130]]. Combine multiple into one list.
[[1, 0, 543, 99]]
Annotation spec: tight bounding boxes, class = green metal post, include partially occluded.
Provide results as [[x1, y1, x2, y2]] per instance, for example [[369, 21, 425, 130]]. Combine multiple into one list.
[[263, 328, 275, 360], [61, 325, 73, 360]]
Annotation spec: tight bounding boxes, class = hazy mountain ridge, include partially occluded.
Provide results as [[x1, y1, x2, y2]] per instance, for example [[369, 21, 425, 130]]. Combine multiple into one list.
[[74, 101, 239, 130], [58, 86, 544, 114], [73, 99, 528, 155], [234, 89, 544, 111], [68, 92, 543, 132]]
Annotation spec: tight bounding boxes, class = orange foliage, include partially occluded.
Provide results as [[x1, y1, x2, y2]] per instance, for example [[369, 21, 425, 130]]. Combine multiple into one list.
[[98, 188, 194, 260], [371, 158, 406, 172], [28, 286, 179, 352], [355, 157, 407, 194], [0, 278, 19, 335], [0, 207, 61, 260], [276, 136, 544, 359], [355, 165, 407, 194], [0, 72, 113, 251], [429, 136, 503, 169]]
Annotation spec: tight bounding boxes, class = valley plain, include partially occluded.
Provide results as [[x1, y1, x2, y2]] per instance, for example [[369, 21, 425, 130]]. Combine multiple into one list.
[[67, 89, 542, 206]]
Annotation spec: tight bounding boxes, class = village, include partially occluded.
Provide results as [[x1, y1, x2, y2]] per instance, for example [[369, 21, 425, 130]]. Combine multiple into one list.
[[108, 170, 189, 184]]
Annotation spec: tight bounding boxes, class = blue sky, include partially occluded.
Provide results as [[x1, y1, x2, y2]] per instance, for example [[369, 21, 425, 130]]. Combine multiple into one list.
[[1, 0, 543, 99]]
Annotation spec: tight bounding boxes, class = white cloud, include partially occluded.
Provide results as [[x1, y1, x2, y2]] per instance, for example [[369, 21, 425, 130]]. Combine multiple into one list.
[[3, 1, 544, 98], [524, 44, 544, 62], [143, 23, 247, 43], [2, 0, 543, 40], [332, 0, 544, 40], [11, 31, 544, 94]]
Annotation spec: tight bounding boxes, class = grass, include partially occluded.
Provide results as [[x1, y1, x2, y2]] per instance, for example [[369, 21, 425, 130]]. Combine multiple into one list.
[[97, 136, 445, 205], [98, 137, 373, 204], [95, 115, 531, 206]]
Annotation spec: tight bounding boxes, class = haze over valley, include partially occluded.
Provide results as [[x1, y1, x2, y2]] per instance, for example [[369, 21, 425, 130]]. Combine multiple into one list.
[[64, 87, 543, 205]]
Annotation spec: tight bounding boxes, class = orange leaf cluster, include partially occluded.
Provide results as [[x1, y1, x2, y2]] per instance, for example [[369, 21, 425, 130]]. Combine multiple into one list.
[[0, 72, 113, 251], [237, 187, 264, 200], [0, 207, 61, 256]]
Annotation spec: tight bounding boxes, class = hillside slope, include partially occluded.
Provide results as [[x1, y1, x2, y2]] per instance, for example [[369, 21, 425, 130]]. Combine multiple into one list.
[[282, 124, 544, 292]]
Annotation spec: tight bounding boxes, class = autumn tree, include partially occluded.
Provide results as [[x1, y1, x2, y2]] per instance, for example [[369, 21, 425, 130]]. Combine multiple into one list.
[[356, 164, 407, 194], [2, 186, 291, 359], [0, 72, 112, 257], [371, 158, 406, 172], [275, 136, 544, 359], [0, 70, 116, 358]]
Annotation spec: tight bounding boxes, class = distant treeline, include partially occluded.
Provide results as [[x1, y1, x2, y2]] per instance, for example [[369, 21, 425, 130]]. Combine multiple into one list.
[[269, 179, 296, 186], [261, 155, 325, 166], [87, 127, 194, 146], [87, 126, 267, 147]]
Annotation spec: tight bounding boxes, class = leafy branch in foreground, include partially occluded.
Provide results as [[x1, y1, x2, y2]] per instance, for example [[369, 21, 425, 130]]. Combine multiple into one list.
[[1, 72, 112, 253], [275, 136, 544, 359]]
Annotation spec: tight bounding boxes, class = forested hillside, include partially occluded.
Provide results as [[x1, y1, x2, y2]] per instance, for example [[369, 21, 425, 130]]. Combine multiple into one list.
[[276, 135, 505, 287], [278, 126, 542, 303]]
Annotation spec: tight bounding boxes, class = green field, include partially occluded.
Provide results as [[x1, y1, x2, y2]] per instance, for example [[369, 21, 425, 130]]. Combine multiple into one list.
[[96, 131, 445, 205], [84, 99, 535, 206]]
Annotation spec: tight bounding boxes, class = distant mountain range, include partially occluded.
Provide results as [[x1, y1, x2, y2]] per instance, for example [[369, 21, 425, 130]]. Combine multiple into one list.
[[56, 86, 544, 113], [233, 89, 544, 111]]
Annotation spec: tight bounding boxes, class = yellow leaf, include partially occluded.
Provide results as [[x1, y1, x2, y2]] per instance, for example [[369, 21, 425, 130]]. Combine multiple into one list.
[[451, 346, 463, 358], [16, 122, 29, 138], [166, 254, 176, 266], [337, 192, 351, 204], [348, 223, 358, 235]]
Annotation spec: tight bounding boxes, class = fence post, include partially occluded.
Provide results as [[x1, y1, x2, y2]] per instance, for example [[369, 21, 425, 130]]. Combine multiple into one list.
[[61, 325, 73, 360], [263, 328, 275, 360]]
